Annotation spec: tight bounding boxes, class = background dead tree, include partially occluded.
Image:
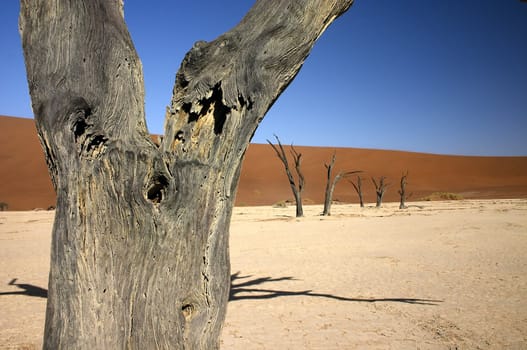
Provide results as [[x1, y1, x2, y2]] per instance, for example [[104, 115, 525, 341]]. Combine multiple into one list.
[[372, 176, 389, 208], [20, 0, 354, 348], [267, 135, 305, 217], [398, 171, 413, 209], [398, 171, 410, 209], [322, 151, 359, 216], [350, 175, 365, 208]]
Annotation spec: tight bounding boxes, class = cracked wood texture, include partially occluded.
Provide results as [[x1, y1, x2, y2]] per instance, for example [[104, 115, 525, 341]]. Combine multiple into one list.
[[19, 0, 353, 348]]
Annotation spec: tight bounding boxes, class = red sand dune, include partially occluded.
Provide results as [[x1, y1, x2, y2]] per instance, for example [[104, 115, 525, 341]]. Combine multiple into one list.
[[1, 115, 527, 210]]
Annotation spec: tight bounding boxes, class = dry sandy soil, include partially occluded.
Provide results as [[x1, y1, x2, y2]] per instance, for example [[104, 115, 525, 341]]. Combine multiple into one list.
[[1, 199, 526, 349]]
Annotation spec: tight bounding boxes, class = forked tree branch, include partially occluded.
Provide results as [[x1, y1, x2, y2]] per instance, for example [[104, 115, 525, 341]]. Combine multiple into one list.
[[162, 0, 355, 167], [19, 0, 355, 347], [267, 135, 305, 217], [290, 144, 305, 193], [322, 151, 359, 215]]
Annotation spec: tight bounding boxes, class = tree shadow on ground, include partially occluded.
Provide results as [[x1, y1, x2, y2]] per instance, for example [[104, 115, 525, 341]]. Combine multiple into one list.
[[0, 278, 48, 298], [229, 271, 442, 306], [1, 274, 443, 306]]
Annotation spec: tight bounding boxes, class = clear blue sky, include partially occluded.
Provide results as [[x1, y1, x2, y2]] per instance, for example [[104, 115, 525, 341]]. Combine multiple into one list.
[[1, 1, 526, 156]]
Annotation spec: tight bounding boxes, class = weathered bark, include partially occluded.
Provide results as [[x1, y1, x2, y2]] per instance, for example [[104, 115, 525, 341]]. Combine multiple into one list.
[[19, 0, 353, 348], [322, 152, 358, 216], [372, 176, 388, 208], [267, 135, 305, 217], [290, 144, 305, 217], [398, 171, 409, 209], [350, 176, 364, 208]]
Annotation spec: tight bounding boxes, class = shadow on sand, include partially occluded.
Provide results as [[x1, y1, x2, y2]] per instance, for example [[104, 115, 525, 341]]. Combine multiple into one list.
[[1, 274, 443, 306], [229, 271, 442, 305], [0, 278, 48, 298]]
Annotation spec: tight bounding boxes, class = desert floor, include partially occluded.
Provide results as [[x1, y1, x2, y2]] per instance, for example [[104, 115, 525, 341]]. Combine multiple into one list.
[[1, 199, 526, 349]]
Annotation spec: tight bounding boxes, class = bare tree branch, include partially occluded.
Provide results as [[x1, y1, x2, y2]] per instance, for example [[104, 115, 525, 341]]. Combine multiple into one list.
[[267, 135, 304, 217], [372, 176, 389, 208], [398, 171, 409, 209], [322, 151, 360, 215], [350, 175, 365, 208]]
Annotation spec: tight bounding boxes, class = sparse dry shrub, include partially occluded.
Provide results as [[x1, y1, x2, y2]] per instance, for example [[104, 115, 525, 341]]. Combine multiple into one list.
[[421, 192, 464, 201], [272, 200, 288, 208]]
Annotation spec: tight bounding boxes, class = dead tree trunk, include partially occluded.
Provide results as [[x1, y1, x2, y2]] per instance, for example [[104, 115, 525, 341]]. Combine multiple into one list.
[[350, 175, 364, 208], [372, 176, 388, 208], [19, 0, 353, 348], [398, 171, 409, 209], [268, 136, 305, 217], [291, 145, 306, 217], [322, 152, 358, 216]]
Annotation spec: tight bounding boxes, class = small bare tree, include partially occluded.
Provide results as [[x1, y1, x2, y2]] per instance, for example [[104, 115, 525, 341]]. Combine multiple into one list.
[[322, 152, 359, 216], [398, 171, 410, 209], [372, 176, 388, 208], [267, 135, 305, 217], [350, 176, 365, 208]]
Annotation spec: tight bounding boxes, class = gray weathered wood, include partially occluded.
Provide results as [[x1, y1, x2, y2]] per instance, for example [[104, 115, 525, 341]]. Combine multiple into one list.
[[19, 0, 354, 348], [350, 175, 365, 208], [372, 176, 388, 208], [322, 152, 359, 216], [398, 171, 409, 209], [267, 135, 305, 217]]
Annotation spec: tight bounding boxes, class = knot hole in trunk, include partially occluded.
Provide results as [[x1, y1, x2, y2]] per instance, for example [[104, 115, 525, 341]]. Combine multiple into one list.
[[70, 98, 108, 158], [146, 174, 169, 204], [181, 303, 195, 320]]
